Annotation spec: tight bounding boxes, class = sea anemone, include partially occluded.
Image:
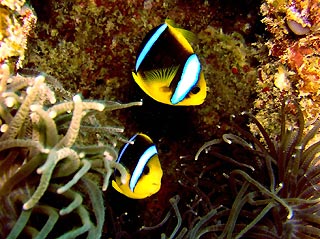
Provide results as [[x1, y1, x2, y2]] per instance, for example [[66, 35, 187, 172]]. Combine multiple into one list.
[[0, 63, 141, 238], [149, 98, 320, 238]]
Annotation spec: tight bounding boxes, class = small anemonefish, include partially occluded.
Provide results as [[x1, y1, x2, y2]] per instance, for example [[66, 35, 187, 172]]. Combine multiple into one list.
[[112, 133, 163, 199], [132, 19, 206, 106]]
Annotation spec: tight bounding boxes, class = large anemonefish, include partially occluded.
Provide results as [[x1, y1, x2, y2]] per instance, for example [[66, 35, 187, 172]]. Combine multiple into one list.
[[132, 19, 206, 106], [112, 133, 163, 199]]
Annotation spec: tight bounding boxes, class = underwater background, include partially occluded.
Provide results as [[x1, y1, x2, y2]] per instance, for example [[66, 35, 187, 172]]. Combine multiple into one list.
[[1, 0, 320, 238]]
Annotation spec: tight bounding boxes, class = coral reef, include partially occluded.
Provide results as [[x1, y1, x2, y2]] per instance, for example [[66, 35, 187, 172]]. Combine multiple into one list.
[[195, 26, 258, 138], [0, 63, 142, 238], [22, 0, 262, 140], [255, 0, 320, 138], [4, 0, 320, 238], [24, 0, 217, 99]]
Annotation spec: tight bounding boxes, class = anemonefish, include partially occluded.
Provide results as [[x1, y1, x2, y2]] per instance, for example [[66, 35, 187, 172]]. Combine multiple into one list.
[[112, 133, 163, 199], [132, 19, 206, 106]]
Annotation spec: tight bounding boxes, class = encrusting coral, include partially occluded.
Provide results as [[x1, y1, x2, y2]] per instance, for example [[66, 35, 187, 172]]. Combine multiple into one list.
[[0, 63, 142, 238], [255, 0, 320, 138], [0, 0, 37, 68]]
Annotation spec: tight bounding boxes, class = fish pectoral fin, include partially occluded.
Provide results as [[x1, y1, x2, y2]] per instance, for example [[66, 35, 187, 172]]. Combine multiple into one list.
[[144, 66, 179, 83]]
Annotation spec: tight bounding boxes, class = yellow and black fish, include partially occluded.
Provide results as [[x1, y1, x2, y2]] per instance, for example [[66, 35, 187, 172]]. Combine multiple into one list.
[[112, 133, 163, 199], [132, 19, 206, 106]]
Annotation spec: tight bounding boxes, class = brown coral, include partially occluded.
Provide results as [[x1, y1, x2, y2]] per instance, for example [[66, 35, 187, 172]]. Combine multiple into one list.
[[256, 0, 320, 134], [0, 1, 36, 68]]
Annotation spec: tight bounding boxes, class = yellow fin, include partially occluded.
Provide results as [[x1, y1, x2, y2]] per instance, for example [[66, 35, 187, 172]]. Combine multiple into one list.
[[144, 66, 179, 83], [164, 18, 177, 28], [112, 180, 123, 194], [132, 71, 173, 105], [174, 27, 197, 44], [165, 19, 197, 44]]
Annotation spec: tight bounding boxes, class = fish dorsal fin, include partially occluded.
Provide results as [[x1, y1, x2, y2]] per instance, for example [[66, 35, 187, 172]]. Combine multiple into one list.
[[164, 18, 177, 28], [174, 27, 197, 44], [165, 19, 197, 44], [144, 66, 179, 83]]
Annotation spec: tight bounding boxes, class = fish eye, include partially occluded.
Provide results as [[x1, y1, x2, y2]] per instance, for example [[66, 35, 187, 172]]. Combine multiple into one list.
[[191, 86, 200, 94], [143, 166, 150, 175]]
